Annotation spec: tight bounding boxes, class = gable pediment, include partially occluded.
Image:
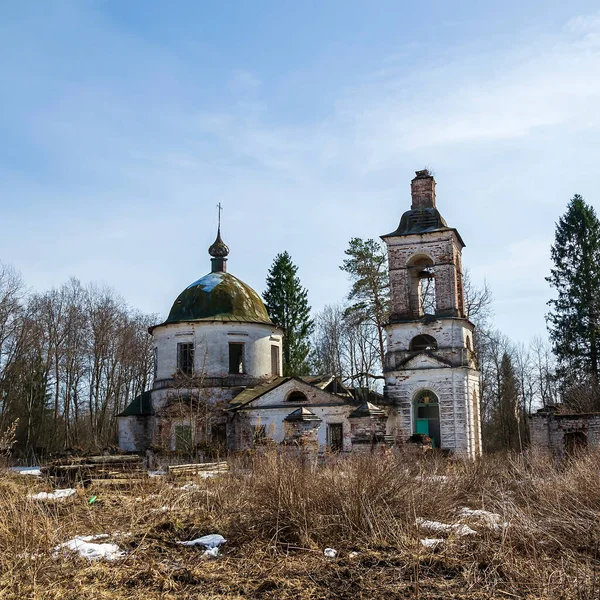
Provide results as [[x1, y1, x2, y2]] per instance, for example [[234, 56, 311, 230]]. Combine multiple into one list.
[[237, 378, 353, 410], [398, 352, 451, 370]]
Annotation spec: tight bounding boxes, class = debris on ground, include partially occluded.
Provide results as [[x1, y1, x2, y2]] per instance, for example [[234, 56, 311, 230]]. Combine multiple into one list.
[[28, 488, 77, 501], [54, 535, 125, 561], [41, 455, 145, 487], [10, 466, 42, 476], [458, 507, 507, 529], [324, 548, 337, 558], [421, 538, 445, 548], [177, 534, 226, 558], [416, 518, 477, 536], [167, 462, 228, 478]]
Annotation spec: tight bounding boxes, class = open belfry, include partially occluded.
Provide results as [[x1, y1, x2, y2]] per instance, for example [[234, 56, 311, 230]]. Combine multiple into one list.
[[382, 170, 482, 458]]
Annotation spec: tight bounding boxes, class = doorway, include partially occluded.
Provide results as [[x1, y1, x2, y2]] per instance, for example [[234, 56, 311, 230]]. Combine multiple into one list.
[[414, 390, 441, 448]]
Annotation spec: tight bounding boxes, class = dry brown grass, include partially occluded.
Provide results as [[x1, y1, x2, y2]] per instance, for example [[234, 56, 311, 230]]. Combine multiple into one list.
[[2, 450, 600, 599]]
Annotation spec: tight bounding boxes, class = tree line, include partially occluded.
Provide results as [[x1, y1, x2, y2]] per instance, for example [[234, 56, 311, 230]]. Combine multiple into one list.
[[0, 270, 154, 457]]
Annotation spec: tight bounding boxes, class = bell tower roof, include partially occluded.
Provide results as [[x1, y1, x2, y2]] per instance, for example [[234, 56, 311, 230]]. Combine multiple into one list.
[[381, 170, 464, 246]]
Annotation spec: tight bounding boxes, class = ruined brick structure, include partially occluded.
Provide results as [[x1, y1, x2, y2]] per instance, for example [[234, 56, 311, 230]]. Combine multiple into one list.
[[530, 405, 600, 458], [382, 170, 482, 458]]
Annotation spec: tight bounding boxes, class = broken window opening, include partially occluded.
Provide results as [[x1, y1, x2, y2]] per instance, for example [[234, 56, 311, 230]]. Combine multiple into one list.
[[228, 343, 245, 374], [271, 344, 280, 376], [177, 343, 194, 376], [407, 255, 436, 318], [286, 390, 308, 402], [327, 423, 343, 452], [253, 424, 266, 446], [410, 334, 438, 352], [419, 267, 436, 315]]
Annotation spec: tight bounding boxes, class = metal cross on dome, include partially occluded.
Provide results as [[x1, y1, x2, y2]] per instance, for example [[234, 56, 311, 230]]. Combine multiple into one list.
[[217, 202, 223, 229]]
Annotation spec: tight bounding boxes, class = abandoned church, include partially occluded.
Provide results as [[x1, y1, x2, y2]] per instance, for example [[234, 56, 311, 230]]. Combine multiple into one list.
[[118, 170, 482, 458]]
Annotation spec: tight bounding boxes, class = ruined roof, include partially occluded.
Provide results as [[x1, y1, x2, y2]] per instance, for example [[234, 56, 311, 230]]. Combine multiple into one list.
[[349, 401, 386, 418], [229, 377, 289, 409], [159, 271, 273, 327], [283, 407, 322, 422], [229, 375, 356, 411], [118, 390, 154, 417]]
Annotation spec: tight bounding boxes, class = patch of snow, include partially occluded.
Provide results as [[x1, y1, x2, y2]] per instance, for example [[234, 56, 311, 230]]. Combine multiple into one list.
[[324, 548, 337, 558], [177, 534, 226, 549], [348, 551, 359, 558], [420, 538, 445, 548], [148, 470, 166, 477], [458, 507, 507, 529], [186, 272, 223, 293], [416, 518, 477, 536], [10, 466, 42, 476], [203, 546, 221, 558], [177, 482, 200, 490], [54, 535, 124, 561], [415, 475, 448, 482], [29, 489, 76, 501]]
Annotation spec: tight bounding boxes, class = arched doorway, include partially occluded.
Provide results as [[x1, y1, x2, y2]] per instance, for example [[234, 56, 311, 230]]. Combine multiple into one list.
[[414, 390, 441, 448]]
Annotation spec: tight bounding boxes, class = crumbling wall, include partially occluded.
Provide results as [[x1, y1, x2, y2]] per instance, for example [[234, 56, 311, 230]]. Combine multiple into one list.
[[386, 233, 464, 319]]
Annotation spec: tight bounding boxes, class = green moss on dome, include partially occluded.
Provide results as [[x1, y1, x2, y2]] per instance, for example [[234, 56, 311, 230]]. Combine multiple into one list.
[[165, 272, 272, 325]]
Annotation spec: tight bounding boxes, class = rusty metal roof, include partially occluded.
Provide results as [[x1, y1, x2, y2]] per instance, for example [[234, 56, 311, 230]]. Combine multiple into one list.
[[381, 208, 465, 247]]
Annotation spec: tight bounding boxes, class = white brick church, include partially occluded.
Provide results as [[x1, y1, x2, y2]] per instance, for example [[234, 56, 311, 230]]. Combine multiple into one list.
[[118, 170, 482, 458]]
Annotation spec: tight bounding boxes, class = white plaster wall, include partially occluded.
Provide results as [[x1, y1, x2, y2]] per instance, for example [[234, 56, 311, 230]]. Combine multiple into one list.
[[386, 366, 480, 457], [118, 416, 153, 452], [386, 318, 473, 352], [152, 321, 283, 381]]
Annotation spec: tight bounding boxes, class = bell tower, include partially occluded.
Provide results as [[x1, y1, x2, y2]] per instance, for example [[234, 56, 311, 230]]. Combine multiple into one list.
[[382, 170, 481, 458]]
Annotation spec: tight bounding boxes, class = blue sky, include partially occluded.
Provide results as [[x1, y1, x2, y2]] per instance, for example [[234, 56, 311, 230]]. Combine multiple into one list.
[[1, 1, 600, 344]]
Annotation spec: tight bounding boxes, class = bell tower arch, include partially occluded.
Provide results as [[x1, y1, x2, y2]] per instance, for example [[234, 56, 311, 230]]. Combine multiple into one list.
[[382, 170, 481, 458]]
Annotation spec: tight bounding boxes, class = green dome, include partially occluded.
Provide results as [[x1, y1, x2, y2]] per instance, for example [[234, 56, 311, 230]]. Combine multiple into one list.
[[165, 271, 273, 325]]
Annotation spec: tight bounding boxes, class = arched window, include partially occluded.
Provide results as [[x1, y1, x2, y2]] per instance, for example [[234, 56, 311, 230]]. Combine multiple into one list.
[[286, 390, 308, 402], [413, 390, 440, 448], [410, 334, 438, 352], [407, 254, 436, 317]]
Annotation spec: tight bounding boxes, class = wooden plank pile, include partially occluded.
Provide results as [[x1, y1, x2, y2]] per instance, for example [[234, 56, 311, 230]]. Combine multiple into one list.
[[167, 461, 229, 477], [41, 455, 146, 487]]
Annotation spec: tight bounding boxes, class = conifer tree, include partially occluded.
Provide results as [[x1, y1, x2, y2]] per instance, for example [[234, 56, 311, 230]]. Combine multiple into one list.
[[546, 195, 600, 380], [340, 238, 390, 370], [263, 252, 314, 376]]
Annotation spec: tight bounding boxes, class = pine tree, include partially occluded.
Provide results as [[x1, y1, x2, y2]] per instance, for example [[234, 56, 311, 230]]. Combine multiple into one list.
[[546, 195, 600, 381], [263, 252, 314, 376], [340, 238, 390, 370]]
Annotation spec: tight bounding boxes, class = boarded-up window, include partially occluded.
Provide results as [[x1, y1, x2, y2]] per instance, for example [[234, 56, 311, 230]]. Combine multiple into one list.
[[175, 425, 192, 451], [271, 345, 280, 376], [177, 343, 194, 375], [229, 343, 244, 374]]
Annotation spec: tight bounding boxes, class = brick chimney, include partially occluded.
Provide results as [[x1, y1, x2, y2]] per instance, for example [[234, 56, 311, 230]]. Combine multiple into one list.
[[411, 169, 436, 209]]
